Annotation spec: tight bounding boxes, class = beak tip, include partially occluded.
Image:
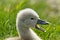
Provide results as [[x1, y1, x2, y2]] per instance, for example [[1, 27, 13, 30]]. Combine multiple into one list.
[[46, 22, 49, 25]]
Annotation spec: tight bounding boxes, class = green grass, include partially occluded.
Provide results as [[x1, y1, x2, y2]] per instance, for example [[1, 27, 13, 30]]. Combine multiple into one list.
[[0, 0, 60, 40]]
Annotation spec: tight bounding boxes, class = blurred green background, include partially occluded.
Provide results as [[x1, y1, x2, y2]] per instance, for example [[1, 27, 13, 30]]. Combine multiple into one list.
[[0, 0, 60, 40]]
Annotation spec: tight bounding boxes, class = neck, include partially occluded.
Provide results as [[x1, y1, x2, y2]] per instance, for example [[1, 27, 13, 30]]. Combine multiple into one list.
[[17, 25, 41, 40]]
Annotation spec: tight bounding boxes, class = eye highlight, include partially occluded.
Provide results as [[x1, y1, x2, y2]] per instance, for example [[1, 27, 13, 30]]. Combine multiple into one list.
[[31, 18, 34, 20]]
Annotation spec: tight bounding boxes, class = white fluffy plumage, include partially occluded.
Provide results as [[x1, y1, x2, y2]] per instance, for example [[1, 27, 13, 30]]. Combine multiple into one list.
[[5, 8, 42, 40]]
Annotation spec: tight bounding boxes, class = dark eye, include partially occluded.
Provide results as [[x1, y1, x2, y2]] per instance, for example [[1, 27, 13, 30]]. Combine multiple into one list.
[[31, 18, 34, 20]]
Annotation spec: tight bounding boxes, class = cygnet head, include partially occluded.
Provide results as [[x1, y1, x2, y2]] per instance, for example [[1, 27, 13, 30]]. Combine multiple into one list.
[[16, 8, 49, 32]]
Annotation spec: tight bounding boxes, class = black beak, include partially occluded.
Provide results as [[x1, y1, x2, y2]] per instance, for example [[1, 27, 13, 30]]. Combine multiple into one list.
[[37, 19, 49, 25], [35, 19, 49, 32]]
